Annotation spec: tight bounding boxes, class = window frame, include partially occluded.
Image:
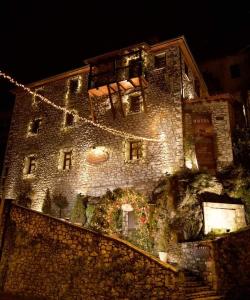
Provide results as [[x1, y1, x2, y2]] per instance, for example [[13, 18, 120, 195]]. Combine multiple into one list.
[[23, 155, 37, 176], [64, 112, 74, 127], [154, 52, 166, 69], [128, 94, 143, 114], [29, 118, 42, 135], [68, 78, 80, 94], [129, 141, 143, 161], [63, 151, 72, 170], [28, 157, 36, 174]]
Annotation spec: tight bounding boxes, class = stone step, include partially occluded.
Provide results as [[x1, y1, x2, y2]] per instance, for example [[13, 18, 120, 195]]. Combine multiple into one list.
[[184, 286, 212, 293], [188, 296, 223, 300], [186, 290, 218, 299], [185, 281, 205, 287]]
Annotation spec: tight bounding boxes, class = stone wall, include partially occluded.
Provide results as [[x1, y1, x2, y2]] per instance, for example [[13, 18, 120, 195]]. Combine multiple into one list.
[[167, 241, 216, 288], [184, 96, 234, 170], [213, 227, 250, 298], [167, 227, 250, 298], [0, 202, 184, 300], [3, 46, 184, 213]]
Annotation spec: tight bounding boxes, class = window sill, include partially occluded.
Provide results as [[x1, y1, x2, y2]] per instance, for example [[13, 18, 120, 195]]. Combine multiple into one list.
[[153, 67, 166, 71], [125, 158, 145, 164], [27, 133, 39, 137], [23, 174, 36, 179], [126, 111, 144, 116]]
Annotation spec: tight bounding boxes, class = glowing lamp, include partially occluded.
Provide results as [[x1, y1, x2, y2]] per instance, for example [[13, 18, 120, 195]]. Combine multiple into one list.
[[86, 146, 109, 164], [121, 203, 133, 212]]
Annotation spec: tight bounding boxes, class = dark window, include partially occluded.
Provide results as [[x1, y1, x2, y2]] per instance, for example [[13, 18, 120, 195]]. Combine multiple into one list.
[[129, 141, 142, 160], [184, 62, 189, 77], [194, 79, 200, 97], [30, 119, 42, 134], [154, 53, 166, 69], [63, 152, 72, 170], [1, 167, 9, 188], [28, 157, 36, 174], [1, 177, 6, 188], [65, 113, 74, 127], [129, 59, 141, 78], [69, 79, 79, 93], [129, 95, 142, 113], [230, 64, 241, 79]]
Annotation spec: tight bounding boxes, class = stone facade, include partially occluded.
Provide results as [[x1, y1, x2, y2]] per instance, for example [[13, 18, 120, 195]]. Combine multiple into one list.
[[0, 202, 184, 300], [184, 95, 234, 171], [1, 37, 234, 214]]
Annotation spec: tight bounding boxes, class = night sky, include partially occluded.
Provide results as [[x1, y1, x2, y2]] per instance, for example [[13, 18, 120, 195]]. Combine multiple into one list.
[[0, 1, 249, 172], [0, 1, 249, 107]]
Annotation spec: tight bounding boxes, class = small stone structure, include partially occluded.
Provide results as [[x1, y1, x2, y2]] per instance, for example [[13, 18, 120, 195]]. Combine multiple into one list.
[[0, 201, 184, 300], [203, 201, 246, 234]]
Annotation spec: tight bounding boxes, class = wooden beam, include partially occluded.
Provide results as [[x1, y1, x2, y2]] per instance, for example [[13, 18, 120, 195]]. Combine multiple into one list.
[[118, 82, 126, 91], [128, 79, 136, 88], [116, 82, 126, 117], [89, 95, 97, 122], [107, 84, 116, 119], [139, 76, 147, 113], [109, 85, 117, 93]]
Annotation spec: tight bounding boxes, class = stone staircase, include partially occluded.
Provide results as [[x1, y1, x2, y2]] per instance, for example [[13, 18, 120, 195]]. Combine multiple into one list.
[[184, 271, 224, 300]]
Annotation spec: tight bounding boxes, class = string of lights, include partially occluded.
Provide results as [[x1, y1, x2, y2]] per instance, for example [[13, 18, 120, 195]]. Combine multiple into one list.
[[0, 71, 161, 142]]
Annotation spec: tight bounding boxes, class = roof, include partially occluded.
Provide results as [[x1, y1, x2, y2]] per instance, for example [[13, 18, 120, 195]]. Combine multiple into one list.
[[13, 35, 208, 95]]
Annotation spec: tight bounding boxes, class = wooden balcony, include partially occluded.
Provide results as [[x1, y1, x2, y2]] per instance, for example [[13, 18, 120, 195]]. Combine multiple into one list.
[[87, 50, 148, 97]]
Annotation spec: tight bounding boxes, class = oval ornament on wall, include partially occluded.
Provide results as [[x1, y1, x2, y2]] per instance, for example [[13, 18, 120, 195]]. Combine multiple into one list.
[[86, 147, 109, 164]]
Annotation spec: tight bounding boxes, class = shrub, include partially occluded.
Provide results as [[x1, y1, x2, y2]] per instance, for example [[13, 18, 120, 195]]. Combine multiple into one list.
[[70, 194, 88, 225], [42, 189, 52, 215], [53, 193, 69, 218]]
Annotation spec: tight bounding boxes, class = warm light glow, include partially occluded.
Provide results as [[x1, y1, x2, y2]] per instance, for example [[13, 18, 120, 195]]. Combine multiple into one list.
[[86, 146, 109, 164], [203, 202, 246, 234], [0, 70, 161, 143], [121, 203, 133, 212], [185, 159, 193, 169]]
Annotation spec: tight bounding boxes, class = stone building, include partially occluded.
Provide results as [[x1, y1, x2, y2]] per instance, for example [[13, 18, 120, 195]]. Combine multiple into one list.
[[1, 36, 234, 212], [200, 46, 250, 125]]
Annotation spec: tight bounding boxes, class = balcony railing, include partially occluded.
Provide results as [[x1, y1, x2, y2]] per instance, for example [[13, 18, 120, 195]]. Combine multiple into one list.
[[88, 61, 144, 90]]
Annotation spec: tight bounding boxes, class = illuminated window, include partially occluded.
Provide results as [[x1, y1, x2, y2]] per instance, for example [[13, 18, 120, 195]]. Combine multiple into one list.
[[154, 53, 166, 69], [28, 157, 36, 174], [121, 204, 137, 234], [128, 94, 143, 113], [129, 141, 142, 160], [65, 113, 74, 127], [63, 152, 72, 170], [69, 79, 79, 94], [29, 119, 42, 134], [230, 64, 241, 79]]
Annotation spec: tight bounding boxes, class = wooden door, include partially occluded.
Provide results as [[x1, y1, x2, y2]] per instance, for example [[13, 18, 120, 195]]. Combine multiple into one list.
[[195, 136, 216, 171]]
